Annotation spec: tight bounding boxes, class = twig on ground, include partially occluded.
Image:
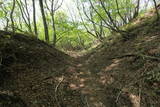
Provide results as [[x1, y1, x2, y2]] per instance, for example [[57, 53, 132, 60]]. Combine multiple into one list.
[[55, 76, 64, 107], [116, 90, 123, 103]]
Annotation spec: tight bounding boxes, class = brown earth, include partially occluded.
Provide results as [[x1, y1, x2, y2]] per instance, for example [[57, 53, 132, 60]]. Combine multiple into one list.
[[65, 13, 160, 107]]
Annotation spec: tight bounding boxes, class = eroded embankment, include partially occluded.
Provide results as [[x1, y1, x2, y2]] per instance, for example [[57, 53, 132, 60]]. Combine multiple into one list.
[[0, 31, 84, 107], [66, 13, 160, 107]]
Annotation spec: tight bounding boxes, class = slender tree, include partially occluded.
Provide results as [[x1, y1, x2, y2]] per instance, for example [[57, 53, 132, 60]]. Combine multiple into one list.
[[82, 3, 105, 40], [1, 5, 9, 31], [10, 0, 16, 33], [153, 0, 159, 20], [115, 0, 127, 24], [39, 0, 49, 42], [16, 0, 32, 33], [32, 0, 38, 37], [133, 0, 140, 18], [24, 0, 32, 32], [44, 0, 64, 46]]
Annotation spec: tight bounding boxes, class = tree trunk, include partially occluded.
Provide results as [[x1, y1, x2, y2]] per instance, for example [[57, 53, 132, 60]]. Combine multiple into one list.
[[153, 0, 159, 20], [133, 0, 140, 18], [115, 0, 127, 24], [1, 5, 9, 31], [24, 0, 32, 33], [39, 0, 49, 42], [32, 0, 38, 37], [10, 0, 16, 33], [51, 0, 57, 46], [16, 0, 32, 33], [51, 13, 57, 46]]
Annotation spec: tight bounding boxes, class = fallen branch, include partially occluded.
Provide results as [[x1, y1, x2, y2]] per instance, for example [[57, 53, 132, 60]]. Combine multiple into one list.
[[55, 76, 64, 107], [116, 90, 123, 102]]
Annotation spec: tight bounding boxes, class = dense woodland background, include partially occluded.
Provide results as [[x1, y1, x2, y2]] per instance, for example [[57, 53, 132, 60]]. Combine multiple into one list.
[[0, 0, 159, 50]]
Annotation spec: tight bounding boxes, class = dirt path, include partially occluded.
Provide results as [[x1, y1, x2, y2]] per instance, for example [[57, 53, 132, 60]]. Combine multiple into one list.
[[65, 52, 113, 107], [65, 51, 143, 107]]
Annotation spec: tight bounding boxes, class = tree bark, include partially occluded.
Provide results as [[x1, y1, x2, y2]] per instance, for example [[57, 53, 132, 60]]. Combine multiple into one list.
[[39, 0, 49, 42], [24, 0, 32, 33], [115, 0, 127, 24], [51, 0, 57, 46], [10, 0, 16, 33], [16, 0, 32, 33], [153, 0, 159, 20], [44, 0, 63, 46], [133, 0, 140, 18], [1, 5, 9, 31], [32, 0, 38, 37]]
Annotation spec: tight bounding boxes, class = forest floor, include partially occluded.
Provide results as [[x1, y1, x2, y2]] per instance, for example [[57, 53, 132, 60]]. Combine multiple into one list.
[[65, 53, 116, 107], [0, 11, 160, 107], [64, 12, 160, 107], [65, 34, 160, 107]]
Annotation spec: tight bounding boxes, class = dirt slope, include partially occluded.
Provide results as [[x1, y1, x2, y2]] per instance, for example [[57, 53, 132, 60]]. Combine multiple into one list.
[[66, 13, 160, 107], [0, 31, 83, 107]]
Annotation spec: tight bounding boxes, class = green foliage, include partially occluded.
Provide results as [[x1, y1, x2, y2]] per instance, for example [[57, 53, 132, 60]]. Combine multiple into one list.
[[57, 26, 94, 50], [0, 0, 155, 50], [0, 10, 4, 18], [35, 10, 94, 50]]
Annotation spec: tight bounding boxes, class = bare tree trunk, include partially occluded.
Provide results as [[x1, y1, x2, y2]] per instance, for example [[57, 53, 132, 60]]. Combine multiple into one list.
[[10, 0, 16, 33], [32, 0, 38, 37], [51, 13, 57, 46], [133, 0, 140, 18], [44, 0, 63, 46], [153, 0, 159, 20], [24, 0, 32, 33], [51, 0, 57, 46], [99, 0, 119, 30], [39, 0, 49, 43], [77, 1, 105, 40], [89, 0, 134, 40], [1, 5, 9, 31], [16, 0, 32, 33], [115, 0, 127, 24]]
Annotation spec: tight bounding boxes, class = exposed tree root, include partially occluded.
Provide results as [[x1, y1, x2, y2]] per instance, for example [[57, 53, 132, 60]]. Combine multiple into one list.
[[110, 53, 160, 60]]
